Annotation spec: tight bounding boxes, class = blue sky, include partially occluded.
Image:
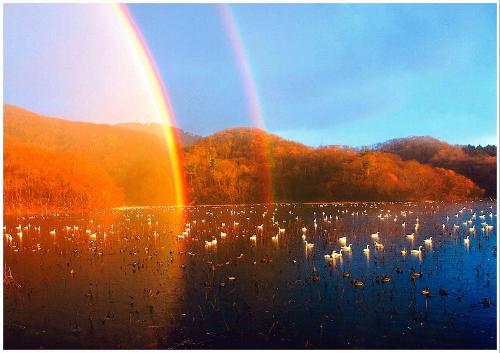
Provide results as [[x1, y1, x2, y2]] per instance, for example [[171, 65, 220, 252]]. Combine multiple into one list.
[[4, 4, 498, 146]]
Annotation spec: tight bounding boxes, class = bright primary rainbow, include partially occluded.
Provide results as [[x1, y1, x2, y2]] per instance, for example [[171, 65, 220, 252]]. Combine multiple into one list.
[[113, 4, 188, 206]]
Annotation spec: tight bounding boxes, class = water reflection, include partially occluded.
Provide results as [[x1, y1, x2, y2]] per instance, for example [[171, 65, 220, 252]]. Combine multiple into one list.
[[4, 208, 186, 348]]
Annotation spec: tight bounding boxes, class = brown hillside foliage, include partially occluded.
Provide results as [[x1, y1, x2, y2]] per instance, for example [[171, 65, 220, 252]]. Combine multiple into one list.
[[184, 128, 302, 204], [185, 129, 484, 204], [4, 137, 123, 215]]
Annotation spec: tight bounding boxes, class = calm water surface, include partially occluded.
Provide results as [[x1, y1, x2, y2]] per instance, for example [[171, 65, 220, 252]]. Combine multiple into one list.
[[3, 201, 497, 348]]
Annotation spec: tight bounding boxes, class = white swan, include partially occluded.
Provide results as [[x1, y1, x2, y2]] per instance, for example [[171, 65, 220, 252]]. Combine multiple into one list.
[[411, 246, 422, 255], [341, 243, 352, 252]]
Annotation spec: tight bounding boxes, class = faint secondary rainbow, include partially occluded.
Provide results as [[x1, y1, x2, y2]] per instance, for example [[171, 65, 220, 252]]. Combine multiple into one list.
[[218, 4, 265, 130], [113, 4, 187, 206], [219, 4, 275, 203]]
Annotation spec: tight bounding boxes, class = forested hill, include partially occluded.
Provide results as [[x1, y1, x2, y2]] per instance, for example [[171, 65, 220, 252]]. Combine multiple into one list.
[[375, 136, 496, 197], [184, 129, 484, 204], [4, 105, 180, 213], [3, 105, 489, 214]]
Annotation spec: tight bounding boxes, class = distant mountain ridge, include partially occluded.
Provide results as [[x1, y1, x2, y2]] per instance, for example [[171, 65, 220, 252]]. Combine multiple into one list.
[[116, 122, 201, 147], [3, 104, 493, 214]]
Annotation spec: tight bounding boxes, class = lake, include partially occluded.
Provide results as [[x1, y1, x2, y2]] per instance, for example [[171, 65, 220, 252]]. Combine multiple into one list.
[[3, 201, 497, 348]]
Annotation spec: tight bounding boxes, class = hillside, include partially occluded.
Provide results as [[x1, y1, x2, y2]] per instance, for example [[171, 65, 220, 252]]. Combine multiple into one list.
[[116, 122, 201, 147], [184, 127, 309, 204], [3, 105, 489, 214], [4, 136, 123, 215], [4, 105, 181, 211], [376, 136, 497, 197], [185, 129, 484, 204]]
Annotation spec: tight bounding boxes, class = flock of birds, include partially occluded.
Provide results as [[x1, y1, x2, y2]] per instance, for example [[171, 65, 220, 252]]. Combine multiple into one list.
[[171, 203, 497, 266], [4, 202, 497, 282], [4, 202, 497, 267], [315, 207, 496, 263]]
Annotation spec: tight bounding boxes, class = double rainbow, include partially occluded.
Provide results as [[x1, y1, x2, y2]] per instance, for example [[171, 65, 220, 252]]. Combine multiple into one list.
[[114, 4, 275, 205]]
